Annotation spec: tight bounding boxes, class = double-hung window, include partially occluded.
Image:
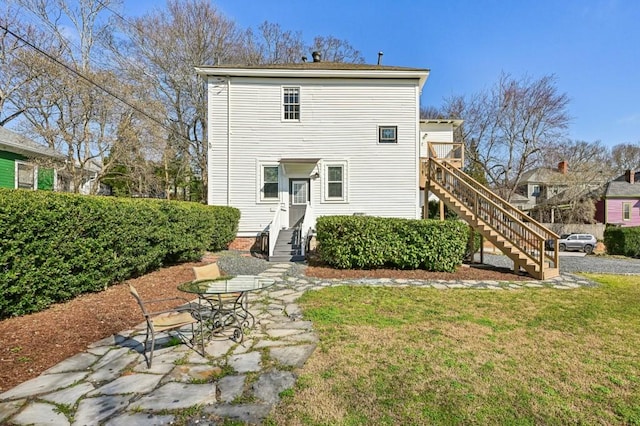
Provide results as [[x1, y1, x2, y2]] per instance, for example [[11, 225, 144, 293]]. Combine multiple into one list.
[[623, 202, 631, 220], [283, 87, 300, 121], [262, 165, 279, 201], [324, 162, 347, 202]]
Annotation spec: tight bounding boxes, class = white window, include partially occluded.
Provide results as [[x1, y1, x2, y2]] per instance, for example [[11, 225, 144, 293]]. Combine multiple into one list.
[[262, 165, 279, 201], [531, 185, 541, 197], [16, 161, 36, 190], [323, 162, 348, 202], [623, 203, 631, 220], [282, 87, 300, 121], [378, 126, 397, 143]]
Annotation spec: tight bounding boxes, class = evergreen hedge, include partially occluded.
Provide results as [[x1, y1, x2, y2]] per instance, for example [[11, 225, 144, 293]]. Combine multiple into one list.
[[604, 226, 640, 258], [0, 189, 239, 318], [316, 215, 469, 272]]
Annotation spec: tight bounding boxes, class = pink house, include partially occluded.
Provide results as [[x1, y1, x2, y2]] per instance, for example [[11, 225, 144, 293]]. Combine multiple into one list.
[[596, 170, 640, 226]]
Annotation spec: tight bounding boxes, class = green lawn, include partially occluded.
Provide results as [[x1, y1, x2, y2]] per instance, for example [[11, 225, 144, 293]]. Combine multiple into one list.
[[267, 274, 640, 425]]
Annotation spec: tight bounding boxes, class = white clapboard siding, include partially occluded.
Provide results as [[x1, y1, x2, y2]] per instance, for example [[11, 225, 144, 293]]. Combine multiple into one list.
[[419, 122, 455, 158], [208, 76, 421, 234]]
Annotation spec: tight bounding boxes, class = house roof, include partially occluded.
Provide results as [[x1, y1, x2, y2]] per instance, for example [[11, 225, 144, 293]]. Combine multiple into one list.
[[0, 126, 64, 159], [195, 62, 430, 89], [606, 181, 640, 197], [420, 119, 464, 128], [518, 167, 566, 184], [519, 166, 608, 188], [605, 173, 640, 197]]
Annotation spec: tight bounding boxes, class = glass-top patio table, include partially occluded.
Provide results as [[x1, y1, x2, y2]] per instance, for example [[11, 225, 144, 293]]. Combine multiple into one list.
[[178, 275, 275, 343]]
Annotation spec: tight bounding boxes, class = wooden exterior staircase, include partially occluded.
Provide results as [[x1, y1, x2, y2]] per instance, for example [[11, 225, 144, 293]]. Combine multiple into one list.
[[422, 158, 560, 280]]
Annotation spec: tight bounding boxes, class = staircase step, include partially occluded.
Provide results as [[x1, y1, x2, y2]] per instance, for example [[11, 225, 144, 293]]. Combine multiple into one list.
[[269, 255, 305, 262], [271, 228, 302, 262]]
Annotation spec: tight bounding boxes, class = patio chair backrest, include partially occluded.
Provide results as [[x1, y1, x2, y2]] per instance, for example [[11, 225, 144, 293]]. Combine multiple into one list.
[[193, 263, 221, 280], [129, 284, 149, 316]]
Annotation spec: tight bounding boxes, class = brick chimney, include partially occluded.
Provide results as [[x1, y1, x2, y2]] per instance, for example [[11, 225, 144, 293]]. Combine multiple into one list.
[[625, 169, 635, 184], [558, 161, 568, 174]]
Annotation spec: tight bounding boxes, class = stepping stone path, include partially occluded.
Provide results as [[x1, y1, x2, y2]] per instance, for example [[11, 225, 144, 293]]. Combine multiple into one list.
[[0, 265, 595, 425]]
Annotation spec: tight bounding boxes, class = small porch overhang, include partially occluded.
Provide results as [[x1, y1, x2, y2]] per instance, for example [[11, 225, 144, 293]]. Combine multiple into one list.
[[278, 158, 320, 176]]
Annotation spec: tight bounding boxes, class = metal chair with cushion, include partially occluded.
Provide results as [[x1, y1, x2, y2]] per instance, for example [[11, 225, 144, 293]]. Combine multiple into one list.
[[129, 284, 204, 367]]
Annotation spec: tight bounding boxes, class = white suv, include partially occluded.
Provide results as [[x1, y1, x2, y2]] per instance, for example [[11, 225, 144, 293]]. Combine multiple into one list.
[[558, 234, 597, 254]]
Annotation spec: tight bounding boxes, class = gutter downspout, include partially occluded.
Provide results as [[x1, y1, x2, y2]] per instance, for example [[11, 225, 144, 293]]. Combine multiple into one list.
[[415, 83, 421, 219], [227, 77, 231, 206]]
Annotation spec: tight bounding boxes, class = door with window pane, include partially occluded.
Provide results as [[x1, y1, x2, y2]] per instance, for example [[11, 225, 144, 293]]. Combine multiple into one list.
[[289, 179, 309, 227]]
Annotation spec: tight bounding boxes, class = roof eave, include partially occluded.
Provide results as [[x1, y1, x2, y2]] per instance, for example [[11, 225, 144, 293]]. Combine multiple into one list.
[[420, 119, 464, 128], [196, 67, 430, 89], [0, 142, 64, 159]]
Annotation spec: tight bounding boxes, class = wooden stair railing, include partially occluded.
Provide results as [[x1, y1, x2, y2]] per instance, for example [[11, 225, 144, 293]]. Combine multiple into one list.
[[425, 158, 560, 280]]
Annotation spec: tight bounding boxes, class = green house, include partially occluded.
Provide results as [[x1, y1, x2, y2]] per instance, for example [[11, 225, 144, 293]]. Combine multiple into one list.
[[0, 126, 63, 190]]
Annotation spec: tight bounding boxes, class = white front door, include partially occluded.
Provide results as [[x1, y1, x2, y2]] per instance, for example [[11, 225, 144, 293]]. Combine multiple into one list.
[[289, 179, 309, 227]]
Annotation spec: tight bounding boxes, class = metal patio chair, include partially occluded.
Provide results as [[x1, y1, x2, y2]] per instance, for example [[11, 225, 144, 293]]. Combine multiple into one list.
[[129, 284, 205, 367]]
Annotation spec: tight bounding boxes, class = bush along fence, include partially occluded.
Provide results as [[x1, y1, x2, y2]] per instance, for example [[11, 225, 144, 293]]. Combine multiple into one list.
[[316, 215, 469, 271], [604, 226, 640, 258], [0, 189, 239, 318]]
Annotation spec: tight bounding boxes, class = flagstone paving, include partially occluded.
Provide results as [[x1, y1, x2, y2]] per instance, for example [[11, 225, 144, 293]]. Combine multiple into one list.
[[0, 266, 596, 425]]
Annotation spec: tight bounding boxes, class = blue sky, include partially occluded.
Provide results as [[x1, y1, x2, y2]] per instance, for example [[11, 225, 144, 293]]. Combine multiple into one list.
[[123, 0, 639, 147]]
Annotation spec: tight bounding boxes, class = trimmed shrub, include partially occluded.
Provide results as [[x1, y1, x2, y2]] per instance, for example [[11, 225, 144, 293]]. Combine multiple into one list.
[[604, 226, 640, 258], [0, 189, 239, 318], [316, 215, 468, 272]]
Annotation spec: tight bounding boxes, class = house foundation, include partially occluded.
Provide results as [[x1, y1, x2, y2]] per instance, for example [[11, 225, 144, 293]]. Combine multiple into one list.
[[228, 237, 256, 251]]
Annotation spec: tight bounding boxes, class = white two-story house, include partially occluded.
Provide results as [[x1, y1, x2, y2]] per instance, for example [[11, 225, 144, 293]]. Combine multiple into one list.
[[196, 59, 429, 260]]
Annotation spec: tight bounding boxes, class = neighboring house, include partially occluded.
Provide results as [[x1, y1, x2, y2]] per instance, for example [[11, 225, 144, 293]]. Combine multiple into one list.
[[196, 58, 430, 258], [515, 161, 607, 221], [515, 161, 572, 211], [0, 126, 108, 194], [595, 170, 640, 226], [0, 126, 63, 190], [507, 193, 533, 211]]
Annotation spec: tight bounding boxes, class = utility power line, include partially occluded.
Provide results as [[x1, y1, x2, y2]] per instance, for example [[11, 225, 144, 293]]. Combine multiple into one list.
[[0, 22, 193, 145]]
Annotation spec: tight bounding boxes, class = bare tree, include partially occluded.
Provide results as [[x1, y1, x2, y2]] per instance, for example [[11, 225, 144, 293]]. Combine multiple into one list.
[[252, 21, 305, 64], [240, 22, 365, 65], [442, 73, 570, 200], [8, 0, 122, 193], [419, 106, 444, 119], [3, 0, 367, 200], [541, 139, 613, 179], [611, 142, 640, 176], [117, 0, 240, 200], [309, 35, 364, 63], [0, 5, 62, 126]]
